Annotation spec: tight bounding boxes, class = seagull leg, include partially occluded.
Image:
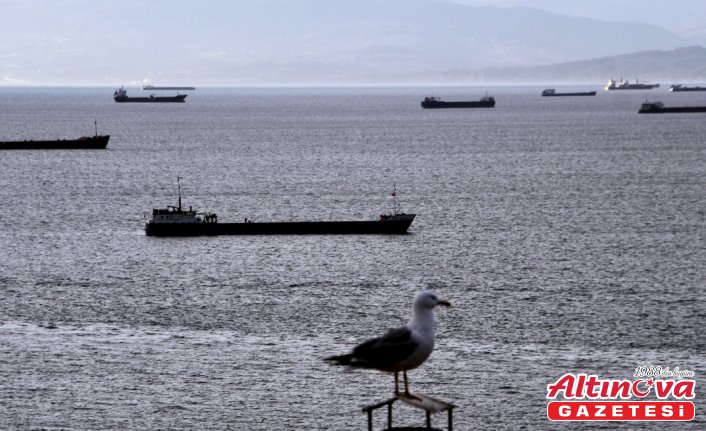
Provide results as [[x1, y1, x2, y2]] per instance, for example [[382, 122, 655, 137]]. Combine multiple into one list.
[[403, 370, 410, 395], [403, 371, 422, 400], [394, 372, 400, 395]]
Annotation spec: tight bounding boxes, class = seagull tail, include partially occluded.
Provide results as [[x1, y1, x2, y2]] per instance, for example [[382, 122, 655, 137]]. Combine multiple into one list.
[[324, 353, 353, 366]]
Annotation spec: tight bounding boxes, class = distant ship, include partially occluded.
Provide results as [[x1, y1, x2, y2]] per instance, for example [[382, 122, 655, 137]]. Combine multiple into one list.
[[541, 88, 596, 97], [668, 84, 706, 92], [145, 180, 416, 236], [0, 121, 109, 150], [604, 78, 659, 91], [0, 135, 109, 150], [638, 101, 706, 113], [421, 96, 495, 109], [142, 85, 196, 91], [114, 87, 187, 103]]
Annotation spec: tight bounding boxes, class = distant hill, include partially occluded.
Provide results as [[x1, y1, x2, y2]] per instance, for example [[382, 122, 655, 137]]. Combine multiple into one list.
[[0, 0, 697, 85], [446, 46, 706, 84]]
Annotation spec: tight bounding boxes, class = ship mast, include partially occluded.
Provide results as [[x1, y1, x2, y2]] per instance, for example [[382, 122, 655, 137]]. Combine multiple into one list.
[[94, 119, 98, 137], [177, 176, 183, 211], [392, 184, 399, 215]]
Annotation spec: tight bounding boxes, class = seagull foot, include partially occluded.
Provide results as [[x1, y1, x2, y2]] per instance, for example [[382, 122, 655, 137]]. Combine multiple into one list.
[[398, 391, 422, 401]]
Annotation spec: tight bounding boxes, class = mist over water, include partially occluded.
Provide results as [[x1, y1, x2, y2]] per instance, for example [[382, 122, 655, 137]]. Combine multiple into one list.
[[0, 86, 704, 430]]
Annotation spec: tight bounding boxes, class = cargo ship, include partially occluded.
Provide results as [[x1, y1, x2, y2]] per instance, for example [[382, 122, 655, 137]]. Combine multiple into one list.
[[0, 122, 109, 150], [114, 87, 187, 103], [605, 78, 659, 90], [421, 96, 495, 109], [638, 101, 706, 113], [541, 88, 596, 97], [668, 84, 706, 92], [145, 180, 415, 236]]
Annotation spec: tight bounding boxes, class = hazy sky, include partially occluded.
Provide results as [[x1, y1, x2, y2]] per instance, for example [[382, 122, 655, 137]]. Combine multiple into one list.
[[2, 0, 705, 85], [450, 0, 706, 32]]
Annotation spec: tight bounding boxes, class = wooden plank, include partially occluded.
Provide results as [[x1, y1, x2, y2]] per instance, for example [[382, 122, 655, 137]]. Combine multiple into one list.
[[396, 393, 455, 414]]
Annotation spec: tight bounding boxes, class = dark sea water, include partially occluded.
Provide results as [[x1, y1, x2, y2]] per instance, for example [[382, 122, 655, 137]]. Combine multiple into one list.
[[0, 86, 704, 430]]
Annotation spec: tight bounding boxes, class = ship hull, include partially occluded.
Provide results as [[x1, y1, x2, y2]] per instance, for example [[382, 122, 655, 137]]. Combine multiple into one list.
[[669, 87, 706, 92], [639, 106, 706, 114], [421, 100, 495, 109], [605, 85, 659, 90], [542, 91, 596, 97], [115, 95, 187, 103], [0, 135, 110, 150], [146, 217, 415, 236]]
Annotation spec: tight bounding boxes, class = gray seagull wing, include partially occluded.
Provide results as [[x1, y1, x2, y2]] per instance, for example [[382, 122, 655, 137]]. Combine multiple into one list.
[[350, 326, 418, 370]]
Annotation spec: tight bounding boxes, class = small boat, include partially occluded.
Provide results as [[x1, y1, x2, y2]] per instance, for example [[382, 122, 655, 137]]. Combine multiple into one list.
[[145, 179, 416, 236], [668, 84, 706, 92], [541, 88, 596, 97], [605, 78, 659, 90], [421, 96, 495, 109], [0, 121, 109, 150], [638, 101, 706, 113], [114, 87, 187, 103]]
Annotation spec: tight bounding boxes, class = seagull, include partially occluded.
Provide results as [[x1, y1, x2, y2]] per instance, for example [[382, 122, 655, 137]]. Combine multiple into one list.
[[325, 290, 451, 397]]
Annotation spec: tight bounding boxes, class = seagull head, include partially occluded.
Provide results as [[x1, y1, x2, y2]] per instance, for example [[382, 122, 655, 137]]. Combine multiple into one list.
[[413, 290, 451, 311]]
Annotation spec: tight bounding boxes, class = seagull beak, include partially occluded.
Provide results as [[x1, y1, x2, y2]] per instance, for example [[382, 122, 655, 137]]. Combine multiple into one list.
[[437, 299, 451, 307]]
